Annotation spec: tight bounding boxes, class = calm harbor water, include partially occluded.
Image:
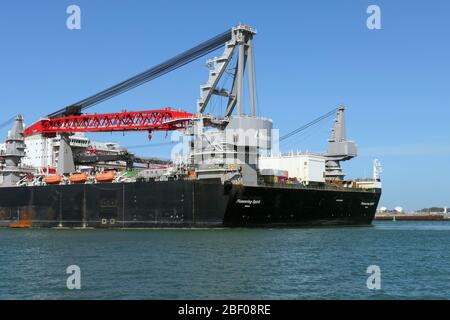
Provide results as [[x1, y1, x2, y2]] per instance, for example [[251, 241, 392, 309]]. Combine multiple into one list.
[[1, 221, 450, 299]]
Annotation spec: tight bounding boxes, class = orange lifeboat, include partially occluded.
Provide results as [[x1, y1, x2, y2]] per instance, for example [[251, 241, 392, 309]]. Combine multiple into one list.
[[69, 173, 88, 184], [9, 220, 32, 228], [95, 171, 115, 183], [44, 174, 62, 185]]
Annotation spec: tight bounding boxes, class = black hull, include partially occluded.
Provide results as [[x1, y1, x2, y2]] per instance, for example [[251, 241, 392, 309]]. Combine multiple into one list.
[[0, 179, 381, 228]]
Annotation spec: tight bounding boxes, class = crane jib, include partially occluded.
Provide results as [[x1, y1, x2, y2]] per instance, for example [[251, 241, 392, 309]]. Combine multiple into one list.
[[48, 29, 232, 118]]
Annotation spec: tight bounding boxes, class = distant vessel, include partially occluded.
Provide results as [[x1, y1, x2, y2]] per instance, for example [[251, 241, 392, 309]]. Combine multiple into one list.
[[0, 25, 381, 228]]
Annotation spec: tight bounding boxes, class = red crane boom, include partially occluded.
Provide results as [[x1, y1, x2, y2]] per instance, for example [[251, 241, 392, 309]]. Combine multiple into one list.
[[24, 108, 195, 139], [22, 30, 233, 140]]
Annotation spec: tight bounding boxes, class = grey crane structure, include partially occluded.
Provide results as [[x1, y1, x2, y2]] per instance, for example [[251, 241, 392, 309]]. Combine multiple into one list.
[[197, 25, 257, 117], [324, 106, 357, 179], [191, 25, 272, 185], [0, 115, 27, 186]]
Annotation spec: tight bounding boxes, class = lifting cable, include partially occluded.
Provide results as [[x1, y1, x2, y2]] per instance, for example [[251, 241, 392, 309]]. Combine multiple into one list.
[[49, 30, 232, 118], [280, 107, 338, 142], [0, 115, 17, 131]]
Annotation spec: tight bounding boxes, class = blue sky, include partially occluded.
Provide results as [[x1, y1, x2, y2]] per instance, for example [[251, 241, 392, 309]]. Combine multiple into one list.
[[0, 0, 449, 210]]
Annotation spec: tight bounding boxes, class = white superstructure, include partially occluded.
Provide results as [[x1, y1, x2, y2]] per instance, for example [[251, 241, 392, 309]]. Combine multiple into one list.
[[22, 135, 55, 168], [259, 153, 326, 184], [21, 133, 123, 170]]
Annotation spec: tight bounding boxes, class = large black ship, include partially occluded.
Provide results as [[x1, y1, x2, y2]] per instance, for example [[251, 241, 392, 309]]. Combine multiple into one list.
[[0, 180, 380, 228], [0, 25, 382, 228]]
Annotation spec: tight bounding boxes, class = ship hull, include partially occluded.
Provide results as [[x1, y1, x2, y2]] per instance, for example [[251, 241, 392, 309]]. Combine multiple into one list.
[[0, 179, 381, 228]]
